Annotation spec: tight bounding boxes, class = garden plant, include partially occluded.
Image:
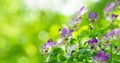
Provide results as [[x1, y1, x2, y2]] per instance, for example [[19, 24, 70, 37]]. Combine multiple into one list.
[[42, 0, 120, 63]]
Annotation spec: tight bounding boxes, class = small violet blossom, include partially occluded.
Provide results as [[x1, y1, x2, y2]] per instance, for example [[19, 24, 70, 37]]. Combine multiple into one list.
[[88, 12, 98, 23], [102, 27, 120, 40], [102, 28, 120, 46], [60, 27, 74, 44], [94, 50, 110, 63], [69, 6, 89, 30], [104, 0, 119, 13], [111, 14, 118, 21], [88, 38, 98, 49], [105, 14, 118, 23], [60, 27, 74, 38], [42, 39, 55, 54], [104, 0, 119, 21]]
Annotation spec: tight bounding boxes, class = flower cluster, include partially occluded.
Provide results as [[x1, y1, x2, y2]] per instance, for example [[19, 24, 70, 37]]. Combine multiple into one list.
[[42, 39, 55, 54], [102, 27, 120, 40], [41, 0, 119, 63], [104, 0, 119, 23], [69, 6, 88, 30]]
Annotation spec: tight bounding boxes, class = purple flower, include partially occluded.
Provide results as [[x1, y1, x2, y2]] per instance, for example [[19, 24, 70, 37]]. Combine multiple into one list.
[[88, 38, 98, 49], [68, 29, 74, 36], [60, 28, 68, 37], [88, 38, 98, 45], [112, 14, 118, 18], [69, 6, 88, 30], [94, 50, 110, 63], [111, 14, 118, 20], [88, 12, 98, 23], [104, 0, 119, 13], [103, 0, 119, 22], [60, 28, 74, 38], [105, 14, 118, 22], [77, 6, 88, 16], [42, 39, 55, 54], [60, 28, 74, 44], [102, 27, 120, 40], [102, 28, 120, 46]]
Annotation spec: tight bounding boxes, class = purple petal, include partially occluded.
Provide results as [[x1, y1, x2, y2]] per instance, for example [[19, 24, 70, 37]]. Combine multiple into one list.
[[89, 12, 98, 18], [102, 28, 120, 40], [88, 12, 98, 22], [88, 38, 98, 45], [42, 44, 46, 49], [104, 3, 112, 12], [93, 56, 98, 61], [112, 14, 118, 19], [105, 30, 115, 38], [78, 6, 85, 14], [47, 41, 55, 47], [93, 38, 98, 43], [104, 53, 110, 61], [115, 28, 120, 35], [43, 39, 55, 48], [112, 14, 118, 18], [96, 50, 104, 57], [104, 0, 118, 12], [68, 6, 87, 27], [68, 29, 74, 36], [61, 28, 68, 37], [88, 39, 94, 45], [94, 50, 110, 63], [77, 6, 85, 16]]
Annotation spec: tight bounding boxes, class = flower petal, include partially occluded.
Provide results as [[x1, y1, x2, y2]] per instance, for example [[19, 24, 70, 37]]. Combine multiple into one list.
[[61, 28, 68, 37]]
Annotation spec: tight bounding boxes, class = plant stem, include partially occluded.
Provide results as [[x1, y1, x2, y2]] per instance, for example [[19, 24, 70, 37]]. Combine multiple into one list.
[[110, 41, 113, 63], [85, 52, 89, 63]]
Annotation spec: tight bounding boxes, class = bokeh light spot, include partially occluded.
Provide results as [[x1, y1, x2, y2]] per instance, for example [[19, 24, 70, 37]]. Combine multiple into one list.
[[17, 56, 29, 63], [38, 31, 49, 41], [25, 44, 37, 56]]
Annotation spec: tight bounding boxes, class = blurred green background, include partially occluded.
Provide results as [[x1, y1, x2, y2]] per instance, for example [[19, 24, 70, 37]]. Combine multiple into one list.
[[0, 0, 119, 63]]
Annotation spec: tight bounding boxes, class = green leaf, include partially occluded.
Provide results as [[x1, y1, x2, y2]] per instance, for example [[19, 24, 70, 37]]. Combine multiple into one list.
[[67, 57, 75, 63], [79, 49, 87, 54], [52, 48, 63, 56], [59, 54, 66, 62], [69, 38, 77, 45]]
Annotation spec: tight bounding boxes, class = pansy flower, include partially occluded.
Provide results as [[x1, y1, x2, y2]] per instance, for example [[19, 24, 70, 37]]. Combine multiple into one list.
[[102, 27, 120, 40], [105, 14, 118, 23], [88, 38, 98, 49], [69, 6, 89, 30], [102, 28, 120, 47], [111, 14, 118, 21], [104, 0, 119, 21], [104, 0, 119, 13], [60, 27, 74, 38], [88, 12, 98, 23], [42, 39, 55, 54], [60, 27, 74, 44], [94, 50, 110, 63]]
